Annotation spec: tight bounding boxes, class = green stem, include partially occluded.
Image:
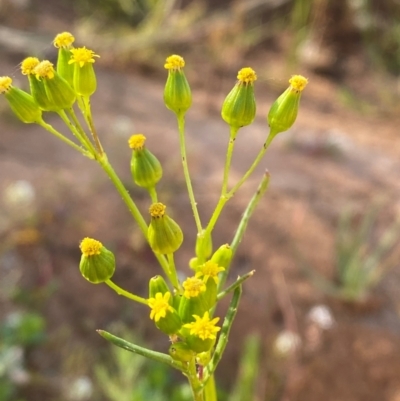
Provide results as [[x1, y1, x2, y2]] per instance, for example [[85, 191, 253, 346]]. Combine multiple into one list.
[[221, 126, 239, 195], [148, 186, 158, 203], [204, 374, 218, 401], [167, 253, 182, 293], [58, 109, 97, 156], [227, 132, 275, 198], [187, 357, 204, 401], [217, 171, 270, 291], [99, 159, 170, 277], [205, 286, 241, 377], [82, 95, 104, 155], [37, 119, 93, 158], [97, 330, 186, 372], [177, 113, 202, 233], [105, 279, 148, 305], [217, 270, 255, 301]]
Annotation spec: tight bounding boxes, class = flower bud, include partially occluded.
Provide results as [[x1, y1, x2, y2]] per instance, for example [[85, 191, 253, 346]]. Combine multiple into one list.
[[21, 57, 56, 111], [267, 75, 308, 135], [195, 231, 213, 261], [0, 76, 42, 124], [221, 67, 257, 128], [79, 237, 115, 284], [163, 55, 192, 116], [68, 47, 99, 97], [53, 32, 75, 86], [148, 292, 182, 335], [169, 342, 195, 363], [179, 277, 208, 323], [148, 203, 183, 254], [182, 312, 220, 353], [149, 275, 171, 299], [129, 134, 163, 189], [34, 60, 76, 110], [211, 244, 232, 270]]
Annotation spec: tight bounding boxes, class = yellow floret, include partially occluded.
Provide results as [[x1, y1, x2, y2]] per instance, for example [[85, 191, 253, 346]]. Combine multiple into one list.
[[182, 276, 206, 298], [164, 55, 185, 70], [80, 237, 103, 256], [195, 261, 225, 284], [289, 75, 308, 92], [53, 32, 75, 48], [21, 57, 40, 75], [149, 203, 166, 218], [128, 134, 146, 150], [34, 60, 55, 80], [69, 47, 100, 68], [148, 292, 174, 322], [183, 312, 221, 340], [0, 76, 12, 93], [237, 67, 257, 84]]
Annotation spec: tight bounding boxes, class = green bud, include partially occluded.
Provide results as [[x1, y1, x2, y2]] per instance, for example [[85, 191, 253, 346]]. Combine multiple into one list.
[[221, 67, 257, 128], [149, 275, 171, 299], [211, 244, 233, 270], [155, 308, 182, 336], [169, 342, 195, 363], [148, 203, 183, 254], [148, 292, 182, 335], [79, 237, 115, 284], [57, 48, 75, 86], [189, 257, 199, 270], [163, 55, 192, 116], [195, 231, 213, 261], [267, 75, 308, 135], [181, 312, 221, 353], [33, 60, 76, 110], [69, 47, 99, 97], [0, 76, 42, 124], [129, 134, 163, 189]]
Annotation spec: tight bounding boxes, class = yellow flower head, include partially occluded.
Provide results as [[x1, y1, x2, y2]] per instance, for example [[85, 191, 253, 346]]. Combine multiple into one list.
[[69, 47, 100, 68], [183, 312, 221, 340], [80, 237, 103, 256], [237, 67, 257, 84], [164, 55, 185, 70], [128, 134, 146, 150], [149, 202, 166, 218], [148, 292, 174, 322], [195, 260, 225, 284], [289, 75, 308, 93], [34, 60, 55, 80], [21, 57, 40, 75], [0, 76, 12, 94], [182, 276, 206, 298], [53, 32, 75, 48]]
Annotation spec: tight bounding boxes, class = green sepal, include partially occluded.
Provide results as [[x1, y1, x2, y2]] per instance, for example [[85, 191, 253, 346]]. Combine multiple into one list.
[[57, 48, 74, 86], [211, 244, 232, 270], [221, 83, 256, 128], [5, 87, 42, 124], [180, 327, 215, 353], [195, 231, 213, 261], [202, 278, 217, 312], [28, 75, 57, 111], [148, 214, 183, 254], [155, 308, 182, 336], [149, 275, 171, 299], [169, 342, 195, 363], [164, 70, 192, 116], [79, 247, 115, 284], [131, 147, 163, 189], [44, 72, 76, 110], [178, 294, 209, 324], [73, 62, 97, 97], [267, 87, 301, 135]]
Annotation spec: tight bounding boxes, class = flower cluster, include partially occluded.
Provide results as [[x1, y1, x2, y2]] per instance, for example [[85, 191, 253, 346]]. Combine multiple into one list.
[[0, 31, 308, 399]]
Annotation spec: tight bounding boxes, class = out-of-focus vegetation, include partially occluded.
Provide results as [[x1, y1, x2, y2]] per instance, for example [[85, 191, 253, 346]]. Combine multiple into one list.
[[303, 204, 400, 303]]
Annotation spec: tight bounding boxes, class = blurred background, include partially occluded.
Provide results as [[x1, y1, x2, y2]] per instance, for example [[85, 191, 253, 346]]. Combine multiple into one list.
[[1, 0, 400, 400]]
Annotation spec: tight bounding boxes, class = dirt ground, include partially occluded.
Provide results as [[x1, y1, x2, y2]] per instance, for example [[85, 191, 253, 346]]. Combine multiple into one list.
[[1, 4, 400, 401]]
